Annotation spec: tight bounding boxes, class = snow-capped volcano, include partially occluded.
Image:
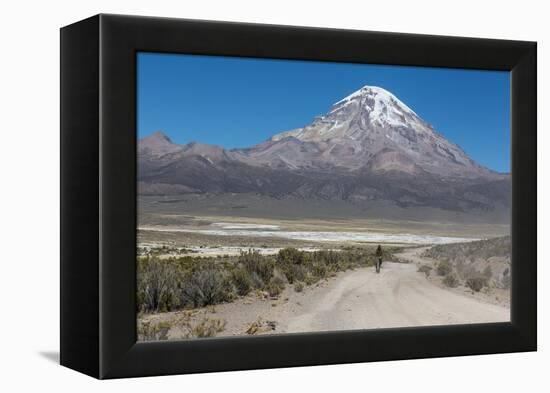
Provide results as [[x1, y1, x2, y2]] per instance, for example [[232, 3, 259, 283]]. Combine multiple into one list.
[[137, 85, 510, 219], [332, 85, 422, 129], [272, 86, 421, 141], [251, 85, 495, 178]]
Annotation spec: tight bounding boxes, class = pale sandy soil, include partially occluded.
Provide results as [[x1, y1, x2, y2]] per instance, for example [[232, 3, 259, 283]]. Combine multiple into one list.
[[141, 252, 510, 340]]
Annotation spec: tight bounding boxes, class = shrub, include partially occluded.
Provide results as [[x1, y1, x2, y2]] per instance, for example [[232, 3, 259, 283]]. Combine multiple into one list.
[[181, 267, 232, 307], [294, 281, 304, 292], [436, 260, 452, 276], [137, 319, 171, 341], [245, 318, 277, 335], [239, 250, 274, 285], [282, 263, 307, 284], [278, 248, 310, 283], [277, 247, 307, 265], [266, 275, 286, 298], [418, 265, 433, 277], [231, 268, 253, 296], [137, 257, 179, 312], [173, 313, 227, 339], [466, 277, 487, 292], [187, 317, 226, 338], [311, 262, 328, 279], [249, 272, 266, 289], [137, 245, 399, 313], [313, 250, 339, 267], [443, 273, 459, 288], [304, 274, 320, 286]]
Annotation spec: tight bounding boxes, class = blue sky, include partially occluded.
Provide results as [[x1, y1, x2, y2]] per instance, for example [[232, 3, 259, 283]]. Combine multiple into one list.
[[137, 52, 510, 172]]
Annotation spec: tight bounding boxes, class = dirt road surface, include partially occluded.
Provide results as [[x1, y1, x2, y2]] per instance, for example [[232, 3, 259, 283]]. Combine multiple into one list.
[[280, 260, 508, 333]]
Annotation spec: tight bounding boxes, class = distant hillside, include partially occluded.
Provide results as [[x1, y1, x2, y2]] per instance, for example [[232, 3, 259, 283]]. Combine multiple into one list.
[[138, 85, 510, 222]]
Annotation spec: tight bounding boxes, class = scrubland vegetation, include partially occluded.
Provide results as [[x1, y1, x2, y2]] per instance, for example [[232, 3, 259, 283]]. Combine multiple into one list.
[[424, 236, 510, 261], [137, 246, 395, 340], [138, 246, 395, 314], [138, 312, 227, 341], [423, 236, 511, 292]]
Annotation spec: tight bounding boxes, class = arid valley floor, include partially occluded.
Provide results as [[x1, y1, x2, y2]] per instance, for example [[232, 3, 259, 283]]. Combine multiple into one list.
[[137, 210, 510, 341]]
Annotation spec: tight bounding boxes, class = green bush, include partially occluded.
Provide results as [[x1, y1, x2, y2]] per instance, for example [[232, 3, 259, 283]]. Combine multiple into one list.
[[311, 262, 328, 280], [266, 274, 286, 297], [137, 245, 398, 313], [282, 263, 307, 284], [436, 260, 452, 276], [248, 272, 266, 289], [181, 267, 232, 307], [304, 274, 320, 286], [466, 277, 487, 292], [231, 268, 253, 296], [443, 273, 459, 288], [137, 257, 179, 312], [277, 247, 308, 265], [312, 250, 339, 267], [186, 317, 227, 338], [239, 250, 274, 285], [137, 319, 171, 341]]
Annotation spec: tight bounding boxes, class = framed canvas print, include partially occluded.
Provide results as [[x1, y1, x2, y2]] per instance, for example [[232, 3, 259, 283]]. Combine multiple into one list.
[[60, 14, 536, 379]]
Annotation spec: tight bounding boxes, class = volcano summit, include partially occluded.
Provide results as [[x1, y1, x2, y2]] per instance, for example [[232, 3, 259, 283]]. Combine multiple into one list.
[[138, 86, 510, 222]]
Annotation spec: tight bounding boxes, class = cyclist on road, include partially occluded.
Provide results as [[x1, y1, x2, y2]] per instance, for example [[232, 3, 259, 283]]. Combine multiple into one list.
[[375, 245, 383, 273]]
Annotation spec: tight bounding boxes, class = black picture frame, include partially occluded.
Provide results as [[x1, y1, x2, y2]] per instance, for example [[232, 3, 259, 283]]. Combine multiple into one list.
[[60, 14, 537, 379]]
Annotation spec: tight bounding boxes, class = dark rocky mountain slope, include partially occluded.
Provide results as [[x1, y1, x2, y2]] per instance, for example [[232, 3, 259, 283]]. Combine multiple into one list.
[[138, 86, 510, 221]]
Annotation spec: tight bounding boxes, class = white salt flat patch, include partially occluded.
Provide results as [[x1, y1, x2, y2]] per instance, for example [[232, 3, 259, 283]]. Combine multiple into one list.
[[211, 222, 281, 230], [194, 230, 475, 245], [139, 226, 477, 245]]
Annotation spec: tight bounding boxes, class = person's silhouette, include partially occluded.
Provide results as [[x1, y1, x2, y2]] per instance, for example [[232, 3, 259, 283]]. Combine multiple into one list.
[[375, 245, 383, 273]]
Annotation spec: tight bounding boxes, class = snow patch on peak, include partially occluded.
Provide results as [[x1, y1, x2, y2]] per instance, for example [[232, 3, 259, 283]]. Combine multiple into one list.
[[334, 85, 418, 117], [335, 85, 387, 104]]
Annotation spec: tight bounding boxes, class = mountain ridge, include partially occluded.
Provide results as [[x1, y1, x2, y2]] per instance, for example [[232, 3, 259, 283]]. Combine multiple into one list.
[[137, 85, 510, 219]]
